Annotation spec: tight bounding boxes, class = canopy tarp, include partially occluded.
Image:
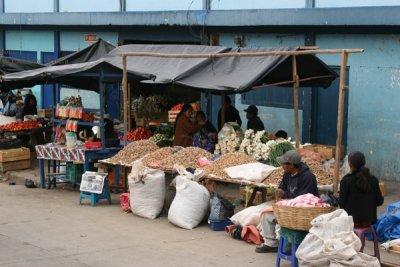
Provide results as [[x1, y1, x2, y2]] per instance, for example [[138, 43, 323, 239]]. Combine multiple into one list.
[[1, 44, 337, 92], [47, 38, 115, 66], [0, 57, 44, 75]]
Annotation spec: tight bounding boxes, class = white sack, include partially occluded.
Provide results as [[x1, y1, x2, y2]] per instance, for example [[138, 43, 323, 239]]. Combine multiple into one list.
[[225, 162, 276, 183], [168, 175, 210, 229], [129, 161, 165, 219], [296, 209, 380, 267], [230, 202, 270, 226]]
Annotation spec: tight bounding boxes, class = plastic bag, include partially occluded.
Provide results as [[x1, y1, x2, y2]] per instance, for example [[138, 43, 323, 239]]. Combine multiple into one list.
[[128, 161, 165, 219], [3, 101, 17, 116], [168, 175, 210, 229], [225, 162, 276, 183], [209, 192, 235, 221], [230, 202, 270, 226], [119, 193, 131, 212]]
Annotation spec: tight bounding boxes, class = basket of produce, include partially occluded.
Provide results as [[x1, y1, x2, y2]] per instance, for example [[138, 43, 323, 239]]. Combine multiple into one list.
[[84, 141, 102, 149], [272, 195, 335, 231]]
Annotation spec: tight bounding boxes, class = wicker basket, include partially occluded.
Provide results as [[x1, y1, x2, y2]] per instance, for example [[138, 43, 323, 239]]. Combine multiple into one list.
[[272, 203, 335, 231]]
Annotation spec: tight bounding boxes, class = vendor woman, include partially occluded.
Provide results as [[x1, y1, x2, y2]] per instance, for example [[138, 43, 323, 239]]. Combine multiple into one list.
[[339, 151, 384, 227], [173, 104, 204, 147]]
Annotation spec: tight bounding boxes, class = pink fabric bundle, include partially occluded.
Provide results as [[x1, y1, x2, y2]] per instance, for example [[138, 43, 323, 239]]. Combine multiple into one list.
[[277, 193, 330, 207]]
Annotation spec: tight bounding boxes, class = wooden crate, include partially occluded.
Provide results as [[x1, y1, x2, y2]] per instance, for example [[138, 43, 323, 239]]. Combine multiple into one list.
[[303, 144, 345, 160], [0, 159, 31, 172], [38, 109, 53, 118], [0, 147, 31, 162], [168, 110, 180, 123]]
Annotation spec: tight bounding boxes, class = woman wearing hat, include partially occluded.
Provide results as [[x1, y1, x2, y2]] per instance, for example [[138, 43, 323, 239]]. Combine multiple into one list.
[[244, 105, 264, 132]]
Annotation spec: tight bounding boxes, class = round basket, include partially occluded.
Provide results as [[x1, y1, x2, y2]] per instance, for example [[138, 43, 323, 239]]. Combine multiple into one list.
[[272, 203, 335, 231]]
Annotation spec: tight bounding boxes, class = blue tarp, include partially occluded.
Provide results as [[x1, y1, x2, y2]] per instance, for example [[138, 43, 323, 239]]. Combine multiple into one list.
[[374, 201, 400, 242]]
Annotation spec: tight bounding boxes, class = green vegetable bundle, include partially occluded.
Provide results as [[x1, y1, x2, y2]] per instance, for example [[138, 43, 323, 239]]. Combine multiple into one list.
[[267, 141, 295, 167]]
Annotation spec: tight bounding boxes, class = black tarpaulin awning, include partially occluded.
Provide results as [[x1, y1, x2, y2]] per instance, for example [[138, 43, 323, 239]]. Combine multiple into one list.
[[0, 57, 44, 76], [48, 38, 115, 66], [1, 45, 337, 92]]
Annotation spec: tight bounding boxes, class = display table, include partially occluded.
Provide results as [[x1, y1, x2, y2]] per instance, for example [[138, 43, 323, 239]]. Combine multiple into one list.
[[36, 143, 121, 188]]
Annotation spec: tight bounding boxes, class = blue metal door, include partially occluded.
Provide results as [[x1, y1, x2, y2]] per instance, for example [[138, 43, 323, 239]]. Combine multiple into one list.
[[207, 94, 236, 131], [311, 66, 349, 147]]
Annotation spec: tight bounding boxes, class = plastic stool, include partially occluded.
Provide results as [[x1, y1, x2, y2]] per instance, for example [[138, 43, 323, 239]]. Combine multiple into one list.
[[276, 237, 299, 267], [354, 227, 380, 262], [79, 178, 112, 206]]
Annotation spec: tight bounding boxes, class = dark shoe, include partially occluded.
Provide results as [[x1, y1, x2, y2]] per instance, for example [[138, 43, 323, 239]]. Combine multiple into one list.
[[25, 179, 37, 188], [255, 244, 278, 253]]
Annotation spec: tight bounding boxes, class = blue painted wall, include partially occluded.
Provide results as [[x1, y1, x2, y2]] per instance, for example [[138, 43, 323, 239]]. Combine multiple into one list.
[[59, 0, 119, 12], [4, 0, 53, 13], [317, 34, 400, 180], [211, 0, 305, 9], [219, 33, 305, 140], [126, 0, 202, 11], [315, 0, 400, 8], [60, 32, 118, 51], [5, 30, 54, 108]]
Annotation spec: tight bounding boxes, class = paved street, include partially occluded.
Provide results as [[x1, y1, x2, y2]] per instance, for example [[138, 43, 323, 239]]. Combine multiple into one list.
[[0, 180, 399, 267]]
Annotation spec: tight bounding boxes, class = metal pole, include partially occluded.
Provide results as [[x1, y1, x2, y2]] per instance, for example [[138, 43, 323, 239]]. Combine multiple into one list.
[[292, 55, 300, 148], [122, 55, 128, 146], [333, 50, 349, 194], [99, 68, 106, 150]]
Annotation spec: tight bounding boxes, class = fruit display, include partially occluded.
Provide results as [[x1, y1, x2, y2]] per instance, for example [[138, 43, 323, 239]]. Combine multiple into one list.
[[0, 120, 41, 132], [149, 133, 173, 147], [119, 127, 154, 142], [170, 103, 184, 112]]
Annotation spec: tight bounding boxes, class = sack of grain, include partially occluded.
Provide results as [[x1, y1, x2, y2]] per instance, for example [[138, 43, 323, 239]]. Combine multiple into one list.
[[128, 161, 165, 219]]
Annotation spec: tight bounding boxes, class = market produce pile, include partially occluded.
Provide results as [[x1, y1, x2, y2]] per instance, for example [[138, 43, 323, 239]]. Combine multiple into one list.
[[159, 147, 212, 169], [202, 152, 257, 179], [120, 127, 154, 142], [149, 126, 174, 147], [0, 120, 41, 132], [103, 140, 158, 166], [141, 147, 173, 167], [169, 103, 184, 111], [132, 95, 164, 114]]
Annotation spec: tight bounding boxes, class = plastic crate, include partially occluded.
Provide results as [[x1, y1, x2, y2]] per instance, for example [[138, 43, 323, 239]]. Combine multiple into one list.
[[209, 219, 233, 231], [66, 162, 84, 183]]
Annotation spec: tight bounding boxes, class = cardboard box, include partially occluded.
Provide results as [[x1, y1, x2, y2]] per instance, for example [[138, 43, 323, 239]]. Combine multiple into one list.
[[303, 144, 345, 160], [38, 109, 53, 118], [0, 147, 31, 162]]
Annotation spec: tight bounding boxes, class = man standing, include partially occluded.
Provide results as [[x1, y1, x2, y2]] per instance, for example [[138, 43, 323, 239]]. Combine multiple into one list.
[[217, 96, 242, 131], [256, 150, 319, 253], [244, 105, 264, 132]]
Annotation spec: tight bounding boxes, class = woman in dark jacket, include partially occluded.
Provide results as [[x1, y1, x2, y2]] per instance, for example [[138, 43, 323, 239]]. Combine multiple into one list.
[[339, 151, 384, 227]]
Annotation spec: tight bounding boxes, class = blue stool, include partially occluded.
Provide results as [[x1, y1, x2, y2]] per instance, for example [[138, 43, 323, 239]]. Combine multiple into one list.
[[276, 237, 299, 267], [79, 177, 112, 206]]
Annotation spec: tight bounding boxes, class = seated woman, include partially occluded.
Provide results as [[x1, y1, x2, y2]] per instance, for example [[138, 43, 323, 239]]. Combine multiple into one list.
[[192, 111, 217, 153], [173, 104, 204, 147], [339, 151, 384, 227]]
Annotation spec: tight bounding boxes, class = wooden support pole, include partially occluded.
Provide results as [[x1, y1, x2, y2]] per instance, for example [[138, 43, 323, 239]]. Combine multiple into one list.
[[334, 50, 349, 194], [127, 83, 131, 131], [292, 55, 300, 148], [221, 92, 226, 127], [120, 49, 364, 59], [122, 55, 128, 146]]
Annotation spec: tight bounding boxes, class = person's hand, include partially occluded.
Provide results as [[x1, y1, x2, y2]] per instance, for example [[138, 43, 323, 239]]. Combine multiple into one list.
[[275, 188, 285, 200]]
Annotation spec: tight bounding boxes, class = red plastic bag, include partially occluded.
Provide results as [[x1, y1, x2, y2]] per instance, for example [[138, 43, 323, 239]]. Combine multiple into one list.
[[120, 193, 131, 212]]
